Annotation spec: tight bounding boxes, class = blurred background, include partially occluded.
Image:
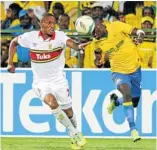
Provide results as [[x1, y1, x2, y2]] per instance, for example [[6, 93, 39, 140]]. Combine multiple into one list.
[[0, 1, 156, 68]]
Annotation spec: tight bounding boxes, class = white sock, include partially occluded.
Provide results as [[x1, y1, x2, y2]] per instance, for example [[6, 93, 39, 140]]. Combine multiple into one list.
[[70, 114, 77, 129], [52, 107, 78, 135]]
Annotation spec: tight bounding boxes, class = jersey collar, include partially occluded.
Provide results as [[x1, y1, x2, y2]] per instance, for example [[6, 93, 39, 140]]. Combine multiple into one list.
[[38, 31, 55, 41]]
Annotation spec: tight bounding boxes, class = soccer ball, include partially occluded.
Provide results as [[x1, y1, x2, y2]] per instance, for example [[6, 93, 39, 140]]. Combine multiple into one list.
[[75, 15, 95, 34]]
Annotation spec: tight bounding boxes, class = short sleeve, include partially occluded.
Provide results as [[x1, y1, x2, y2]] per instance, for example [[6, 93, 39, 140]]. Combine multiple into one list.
[[17, 32, 30, 48], [114, 21, 135, 35], [60, 31, 71, 46]]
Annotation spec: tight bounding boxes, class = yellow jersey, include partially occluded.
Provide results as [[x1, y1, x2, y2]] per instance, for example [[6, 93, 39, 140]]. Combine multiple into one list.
[[152, 50, 157, 68], [15, 1, 45, 9], [49, 1, 78, 15], [84, 38, 103, 68], [99, 21, 140, 74], [10, 19, 20, 27], [65, 47, 78, 68], [0, 2, 6, 21], [138, 41, 155, 68]]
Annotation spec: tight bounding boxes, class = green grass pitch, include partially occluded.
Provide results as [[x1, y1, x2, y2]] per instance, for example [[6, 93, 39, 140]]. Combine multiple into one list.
[[1, 137, 156, 150]]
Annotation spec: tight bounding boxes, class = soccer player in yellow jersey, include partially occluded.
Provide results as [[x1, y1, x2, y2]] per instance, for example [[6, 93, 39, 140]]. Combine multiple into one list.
[[94, 20, 145, 142]]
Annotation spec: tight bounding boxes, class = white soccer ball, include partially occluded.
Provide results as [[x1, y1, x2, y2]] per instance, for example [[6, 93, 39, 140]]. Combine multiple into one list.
[[75, 15, 95, 34]]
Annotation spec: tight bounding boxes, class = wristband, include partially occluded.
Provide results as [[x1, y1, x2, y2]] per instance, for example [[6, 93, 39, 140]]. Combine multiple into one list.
[[78, 44, 82, 50], [136, 30, 145, 36]]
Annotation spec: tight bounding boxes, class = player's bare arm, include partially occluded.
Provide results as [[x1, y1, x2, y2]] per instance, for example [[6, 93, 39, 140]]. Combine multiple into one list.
[[94, 49, 104, 68], [66, 39, 90, 51], [7, 37, 19, 73]]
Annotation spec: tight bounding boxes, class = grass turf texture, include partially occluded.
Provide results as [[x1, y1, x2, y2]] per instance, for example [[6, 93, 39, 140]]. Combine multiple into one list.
[[1, 138, 156, 150]]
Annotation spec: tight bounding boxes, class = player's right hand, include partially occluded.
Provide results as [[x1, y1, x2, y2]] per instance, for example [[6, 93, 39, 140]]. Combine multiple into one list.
[[7, 64, 15, 73], [133, 38, 143, 45], [94, 59, 104, 68]]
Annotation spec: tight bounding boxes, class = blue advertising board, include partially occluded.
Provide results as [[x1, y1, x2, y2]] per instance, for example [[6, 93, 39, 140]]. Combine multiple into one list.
[[0, 69, 156, 137]]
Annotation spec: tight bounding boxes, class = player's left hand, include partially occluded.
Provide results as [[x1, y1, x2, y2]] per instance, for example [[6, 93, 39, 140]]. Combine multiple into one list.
[[78, 41, 91, 50]]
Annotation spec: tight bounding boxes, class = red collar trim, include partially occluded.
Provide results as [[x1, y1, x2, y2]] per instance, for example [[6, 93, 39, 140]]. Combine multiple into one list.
[[38, 31, 55, 41]]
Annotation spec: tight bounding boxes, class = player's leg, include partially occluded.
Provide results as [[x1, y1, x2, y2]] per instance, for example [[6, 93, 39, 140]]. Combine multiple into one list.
[[44, 94, 85, 149], [109, 73, 140, 142], [108, 67, 141, 111], [131, 67, 142, 108], [107, 73, 128, 114], [118, 83, 141, 142], [63, 107, 86, 149], [132, 97, 140, 108], [63, 108, 77, 128], [107, 93, 123, 114], [129, 67, 142, 141], [57, 87, 86, 149], [107, 72, 140, 112], [44, 94, 78, 135], [107, 94, 139, 113]]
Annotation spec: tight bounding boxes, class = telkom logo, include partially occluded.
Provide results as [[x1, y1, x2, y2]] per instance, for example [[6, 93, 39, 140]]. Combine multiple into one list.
[[0, 72, 156, 135]]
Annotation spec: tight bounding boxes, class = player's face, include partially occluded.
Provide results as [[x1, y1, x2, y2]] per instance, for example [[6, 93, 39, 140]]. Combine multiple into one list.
[[92, 7, 103, 18], [119, 14, 125, 23], [142, 21, 153, 29], [41, 16, 56, 36], [20, 14, 31, 27], [94, 23, 108, 39], [58, 16, 69, 29], [144, 9, 152, 17], [6, 8, 13, 18]]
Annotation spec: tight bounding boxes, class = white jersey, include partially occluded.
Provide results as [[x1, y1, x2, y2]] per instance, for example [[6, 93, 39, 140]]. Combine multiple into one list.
[[18, 30, 70, 81]]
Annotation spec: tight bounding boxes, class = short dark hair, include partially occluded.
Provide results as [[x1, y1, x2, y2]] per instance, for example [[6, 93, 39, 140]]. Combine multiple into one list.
[[40, 13, 55, 22], [82, 7, 91, 15], [9, 3, 22, 18], [53, 2, 64, 13], [116, 11, 125, 20]]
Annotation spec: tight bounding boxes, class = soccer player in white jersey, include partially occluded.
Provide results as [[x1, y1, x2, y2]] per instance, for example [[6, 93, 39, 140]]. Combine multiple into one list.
[[7, 13, 89, 150]]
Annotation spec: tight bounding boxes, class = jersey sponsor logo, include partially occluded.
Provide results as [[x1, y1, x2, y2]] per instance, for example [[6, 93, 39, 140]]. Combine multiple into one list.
[[107, 40, 124, 54], [36, 54, 51, 60], [30, 47, 63, 63]]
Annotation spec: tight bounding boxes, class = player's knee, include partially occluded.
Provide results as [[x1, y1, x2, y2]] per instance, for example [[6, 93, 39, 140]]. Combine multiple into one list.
[[44, 94, 59, 109], [123, 93, 132, 102], [63, 107, 73, 118], [118, 84, 131, 102], [132, 97, 140, 108]]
